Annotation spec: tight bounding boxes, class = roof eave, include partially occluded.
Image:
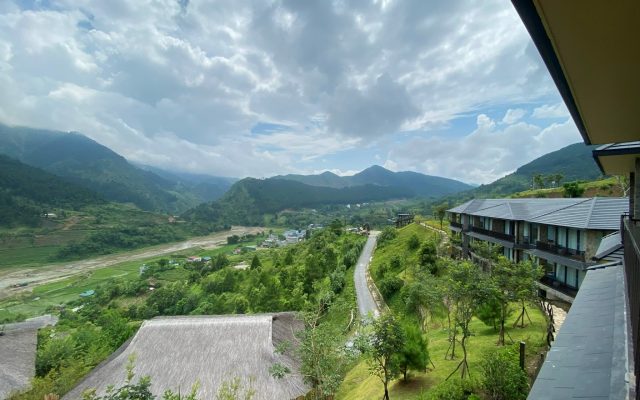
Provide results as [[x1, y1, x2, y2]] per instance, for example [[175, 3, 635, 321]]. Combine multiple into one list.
[[511, 0, 590, 145]]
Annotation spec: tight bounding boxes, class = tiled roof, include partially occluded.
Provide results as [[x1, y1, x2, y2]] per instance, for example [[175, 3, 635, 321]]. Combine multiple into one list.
[[448, 198, 628, 230]]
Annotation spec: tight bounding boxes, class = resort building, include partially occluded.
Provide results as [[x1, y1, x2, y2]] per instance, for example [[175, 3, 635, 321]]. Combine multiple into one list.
[[448, 197, 628, 301], [511, 0, 639, 398]]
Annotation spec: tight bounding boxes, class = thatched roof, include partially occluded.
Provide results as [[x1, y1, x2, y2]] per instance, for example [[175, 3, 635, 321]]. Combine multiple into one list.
[[0, 315, 58, 399], [64, 313, 309, 400]]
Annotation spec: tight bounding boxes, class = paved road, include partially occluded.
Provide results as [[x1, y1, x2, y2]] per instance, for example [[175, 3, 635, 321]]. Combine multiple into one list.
[[354, 232, 380, 318]]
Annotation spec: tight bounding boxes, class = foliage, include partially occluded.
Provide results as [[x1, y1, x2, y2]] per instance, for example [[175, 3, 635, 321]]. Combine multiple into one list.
[[361, 313, 405, 400], [480, 346, 528, 400], [395, 321, 429, 381], [298, 311, 352, 399], [54, 225, 188, 261], [379, 275, 405, 298], [563, 181, 585, 197], [378, 227, 397, 247], [249, 254, 261, 270], [418, 240, 438, 273], [444, 260, 487, 378], [431, 204, 448, 230], [425, 378, 480, 400], [407, 234, 421, 251], [215, 377, 255, 400]]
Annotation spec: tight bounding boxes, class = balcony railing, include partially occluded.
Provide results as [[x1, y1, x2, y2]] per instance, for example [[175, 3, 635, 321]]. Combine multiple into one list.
[[535, 240, 585, 261], [450, 220, 463, 230], [622, 215, 640, 394], [539, 275, 578, 298], [469, 225, 515, 242]]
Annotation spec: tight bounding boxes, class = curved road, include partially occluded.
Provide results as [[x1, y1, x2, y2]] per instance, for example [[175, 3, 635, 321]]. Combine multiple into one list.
[[354, 231, 380, 318]]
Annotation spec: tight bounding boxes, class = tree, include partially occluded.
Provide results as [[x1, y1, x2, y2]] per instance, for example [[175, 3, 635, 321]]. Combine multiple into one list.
[[533, 174, 545, 189], [419, 240, 438, 273], [298, 311, 351, 399], [483, 257, 518, 345], [395, 321, 429, 381], [363, 313, 405, 400], [407, 234, 420, 251], [553, 173, 564, 188], [445, 261, 486, 379], [402, 274, 443, 332], [432, 204, 448, 230], [563, 181, 585, 197], [250, 254, 262, 270], [511, 260, 543, 328]]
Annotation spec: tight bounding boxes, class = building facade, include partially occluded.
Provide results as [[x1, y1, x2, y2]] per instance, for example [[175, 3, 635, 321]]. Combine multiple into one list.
[[448, 197, 628, 299]]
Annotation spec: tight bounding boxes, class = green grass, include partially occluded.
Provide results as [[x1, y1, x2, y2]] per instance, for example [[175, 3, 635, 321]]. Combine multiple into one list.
[[510, 177, 622, 199], [0, 246, 63, 269]]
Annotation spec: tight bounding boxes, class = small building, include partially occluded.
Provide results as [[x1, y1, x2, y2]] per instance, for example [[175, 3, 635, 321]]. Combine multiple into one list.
[[186, 256, 201, 263], [395, 213, 414, 228], [79, 289, 95, 298]]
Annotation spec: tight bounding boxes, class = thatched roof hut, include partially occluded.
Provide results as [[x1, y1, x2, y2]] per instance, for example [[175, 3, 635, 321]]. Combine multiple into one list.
[[0, 315, 58, 399], [64, 313, 309, 400]]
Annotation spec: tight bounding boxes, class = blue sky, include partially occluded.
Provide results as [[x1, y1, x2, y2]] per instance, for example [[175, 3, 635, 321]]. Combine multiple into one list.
[[0, 0, 581, 183]]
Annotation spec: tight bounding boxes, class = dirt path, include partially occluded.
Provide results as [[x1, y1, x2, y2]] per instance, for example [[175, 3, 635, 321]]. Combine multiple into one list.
[[0, 226, 263, 300]]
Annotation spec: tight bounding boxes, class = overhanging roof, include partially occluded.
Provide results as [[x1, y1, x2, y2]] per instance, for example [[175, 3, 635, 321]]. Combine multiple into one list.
[[512, 0, 640, 146], [593, 141, 640, 175]]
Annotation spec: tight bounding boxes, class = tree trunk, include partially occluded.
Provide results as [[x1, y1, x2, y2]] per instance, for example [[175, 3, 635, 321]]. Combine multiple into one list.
[[383, 382, 389, 400]]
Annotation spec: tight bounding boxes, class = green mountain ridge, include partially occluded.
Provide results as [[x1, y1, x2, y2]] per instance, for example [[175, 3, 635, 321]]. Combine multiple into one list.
[[183, 177, 412, 229], [276, 164, 473, 197], [0, 123, 230, 213]]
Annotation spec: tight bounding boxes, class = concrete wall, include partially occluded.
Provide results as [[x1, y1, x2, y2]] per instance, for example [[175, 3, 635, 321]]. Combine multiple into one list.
[[585, 230, 605, 260]]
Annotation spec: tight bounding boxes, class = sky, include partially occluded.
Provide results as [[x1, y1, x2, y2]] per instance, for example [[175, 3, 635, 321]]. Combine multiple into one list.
[[0, 0, 582, 184]]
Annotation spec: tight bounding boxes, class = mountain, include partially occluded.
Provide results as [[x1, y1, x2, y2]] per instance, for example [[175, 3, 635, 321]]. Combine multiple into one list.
[[0, 155, 104, 227], [447, 142, 602, 201], [184, 177, 412, 228], [135, 164, 237, 202], [276, 165, 473, 197], [0, 123, 229, 213]]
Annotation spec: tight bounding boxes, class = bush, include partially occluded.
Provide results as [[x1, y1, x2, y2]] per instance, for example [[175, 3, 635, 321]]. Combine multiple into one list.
[[480, 345, 529, 400], [379, 275, 404, 298], [426, 378, 479, 400], [407, 234, 420, 250], [378, 227, 397, 246]]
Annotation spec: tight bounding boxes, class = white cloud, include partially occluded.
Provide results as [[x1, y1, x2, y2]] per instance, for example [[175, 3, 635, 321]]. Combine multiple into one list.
[[532, 102, 569, 119], [501, 108, 526, 124], [0, 0, 562, 178], [384, 115, 582, 184]]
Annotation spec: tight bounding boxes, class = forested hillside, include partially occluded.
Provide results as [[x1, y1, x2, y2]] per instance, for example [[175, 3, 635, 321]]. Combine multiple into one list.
[[0, 123, 230, 213], [439, 142, 602, 204], [0, 155, 103, 227], [183, 177, 410, 230]]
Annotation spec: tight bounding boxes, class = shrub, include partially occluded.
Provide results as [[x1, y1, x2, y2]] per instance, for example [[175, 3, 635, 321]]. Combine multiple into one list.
[[480, 345, 529, 400], [425, 378, 479, 400], [378, 227, 397, 246], [379, 275, 404, 298], [407, 234, 421, 250]]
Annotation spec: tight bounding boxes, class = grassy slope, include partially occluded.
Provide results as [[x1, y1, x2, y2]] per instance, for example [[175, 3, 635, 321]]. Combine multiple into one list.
[[336, 223, 547, 400], [510, 177, 624, 198]]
